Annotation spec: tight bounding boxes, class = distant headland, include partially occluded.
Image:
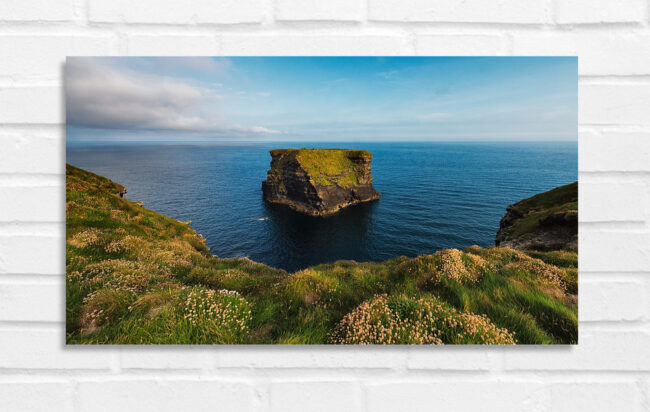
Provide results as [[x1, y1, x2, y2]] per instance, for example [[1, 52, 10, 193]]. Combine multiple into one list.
[[496, 182, 578, 251], [261, 149, 381, 216]]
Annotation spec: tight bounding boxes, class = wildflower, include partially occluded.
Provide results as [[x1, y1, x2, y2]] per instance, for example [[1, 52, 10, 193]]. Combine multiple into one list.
[[68, 228, 103, 248], [330, 294, 515, 345]]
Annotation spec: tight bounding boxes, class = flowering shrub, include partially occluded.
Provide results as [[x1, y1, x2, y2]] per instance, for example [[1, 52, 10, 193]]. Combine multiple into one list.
[[504, 259, 566, 291], [68, 228, 104, 248], [468, 246, 570, 294], [436, 249, 482, 283], [331, 294, 515, 345], [394, 249, 483, 288], [464, 252, 488, 271], [75, 259, 173, 292], [180, 286, 252, 343]]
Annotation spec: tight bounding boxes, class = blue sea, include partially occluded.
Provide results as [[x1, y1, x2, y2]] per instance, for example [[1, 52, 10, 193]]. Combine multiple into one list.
[[67, 141, 577, 272]]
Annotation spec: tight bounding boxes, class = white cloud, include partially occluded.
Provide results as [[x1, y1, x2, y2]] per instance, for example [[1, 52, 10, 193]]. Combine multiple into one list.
[[247, 126, 281, 134], [66, 58, 279, 136], [257, 92, 271, 97]]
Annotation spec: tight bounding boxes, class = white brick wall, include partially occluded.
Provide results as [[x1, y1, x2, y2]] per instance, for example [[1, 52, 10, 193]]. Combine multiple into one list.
[[1, 1, 649, 410]]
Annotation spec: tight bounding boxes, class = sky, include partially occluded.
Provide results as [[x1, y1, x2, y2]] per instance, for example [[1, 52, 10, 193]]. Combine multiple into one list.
[[66, 56, 577, 143]]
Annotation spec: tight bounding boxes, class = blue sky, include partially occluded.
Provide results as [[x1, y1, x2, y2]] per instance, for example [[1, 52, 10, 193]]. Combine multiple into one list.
[[66, 57, 577, 142]]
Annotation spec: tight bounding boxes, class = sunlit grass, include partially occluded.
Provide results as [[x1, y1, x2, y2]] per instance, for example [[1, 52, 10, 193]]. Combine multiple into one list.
[[269, 148, 372, 187], [66, 164, 577, 344]]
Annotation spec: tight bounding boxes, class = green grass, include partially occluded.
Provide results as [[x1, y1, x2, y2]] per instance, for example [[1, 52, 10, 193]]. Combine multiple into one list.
[[503, 182, 578, 238], [270, 148, 372, 188], [66, 164, 578, 344]]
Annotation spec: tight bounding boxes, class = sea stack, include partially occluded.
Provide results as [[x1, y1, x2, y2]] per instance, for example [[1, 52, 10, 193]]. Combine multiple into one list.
[[262, 148, 380, 216], [496, 182, 578, 251]]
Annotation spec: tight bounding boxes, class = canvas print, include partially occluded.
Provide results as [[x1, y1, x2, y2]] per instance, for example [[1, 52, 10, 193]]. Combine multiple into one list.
[[66, 57, 577, 344]]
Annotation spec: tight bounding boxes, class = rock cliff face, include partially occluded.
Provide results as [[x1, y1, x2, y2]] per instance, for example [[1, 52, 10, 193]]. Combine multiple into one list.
[[496, 182, 577, 251], [262, 149, 380, 216]]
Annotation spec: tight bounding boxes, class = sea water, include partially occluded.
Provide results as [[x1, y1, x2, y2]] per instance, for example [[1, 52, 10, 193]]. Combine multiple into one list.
[[67, 141, 577, 272]]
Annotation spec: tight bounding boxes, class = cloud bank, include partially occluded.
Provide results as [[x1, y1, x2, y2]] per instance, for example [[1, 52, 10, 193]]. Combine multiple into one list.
[[66, 58, 280, 136]]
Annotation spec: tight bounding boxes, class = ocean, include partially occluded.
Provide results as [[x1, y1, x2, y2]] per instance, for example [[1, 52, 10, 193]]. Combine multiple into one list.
[[67, 141, 577, 272]]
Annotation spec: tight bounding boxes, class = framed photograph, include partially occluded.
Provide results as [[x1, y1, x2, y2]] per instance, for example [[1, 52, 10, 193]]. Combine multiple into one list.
[[66, 57, 577, 344]]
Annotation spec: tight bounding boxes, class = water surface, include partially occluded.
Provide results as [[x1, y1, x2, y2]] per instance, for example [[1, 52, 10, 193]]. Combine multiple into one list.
[[67, 141, 577, 272]]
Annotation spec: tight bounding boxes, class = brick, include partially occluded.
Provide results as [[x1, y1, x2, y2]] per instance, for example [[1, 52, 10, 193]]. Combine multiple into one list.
[[127, 35, 219, 55], [220, 34, 412, 55], [548, 382, 642, 411], [579, 231, 650, 272], [415, 34, 508, 55], [275, 0, 364, 21], [76, 379, 255, 412], [0, 236, 64, 275], [0, 87, 62, 124], [120, 348, 213, 370], [0, 382, 73, 412], [580, 279, 646, 321], [579, 181, 646, 222], [366, 381, 546, 412], [270, 381, 361, 412], [504, 330, 650, 370], [89, 0, 264, 24], [512, 32, 650, 75], [368, 0, 549, 23], [0, 0, 75, 22], [0, 282, 63, 322], [0, 187, 64, 222], [0, 36, 115, 82], [580, 84, 650, 125], [579, 130, 650, 172], [0, 329, 111, 369], [216, 347, 405, 369], [555, 0, 645, 24], [0, 129, 64, 174], [407, 347, 494, 370]]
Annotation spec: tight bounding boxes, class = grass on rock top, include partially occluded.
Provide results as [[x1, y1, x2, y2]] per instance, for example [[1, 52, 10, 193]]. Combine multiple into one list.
[[66, 164, 578, 344], [270, 148, 372, 188]]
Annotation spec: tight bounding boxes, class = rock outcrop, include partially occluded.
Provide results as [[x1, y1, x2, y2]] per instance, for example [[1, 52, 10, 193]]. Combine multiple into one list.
[[262, 149, 380, 216], [496, 182, 577, 251]]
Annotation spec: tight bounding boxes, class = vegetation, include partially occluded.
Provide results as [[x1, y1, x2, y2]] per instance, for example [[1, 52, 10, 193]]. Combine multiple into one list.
[[67, 164, 577, 344], [503, 182, 577, 238], [270, 148, 371, 188]]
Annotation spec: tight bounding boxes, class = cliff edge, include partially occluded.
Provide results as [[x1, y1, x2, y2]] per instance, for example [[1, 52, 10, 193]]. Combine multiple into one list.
[[496, 182, 578, 251], [262, 148, 380, 216], [66, 164, 576, 344]]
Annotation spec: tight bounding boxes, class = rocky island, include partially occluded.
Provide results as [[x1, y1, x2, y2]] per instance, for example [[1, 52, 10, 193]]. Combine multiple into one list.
[[262, 148, 381, 216], [496, 182, 577, 251]]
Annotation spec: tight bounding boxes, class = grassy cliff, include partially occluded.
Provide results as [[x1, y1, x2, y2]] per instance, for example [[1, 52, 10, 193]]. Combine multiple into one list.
[[67, 164, 577, 344], [496, 182, 578, 251]]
